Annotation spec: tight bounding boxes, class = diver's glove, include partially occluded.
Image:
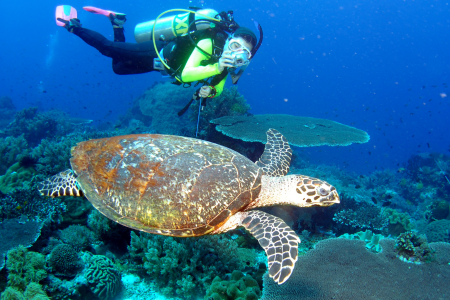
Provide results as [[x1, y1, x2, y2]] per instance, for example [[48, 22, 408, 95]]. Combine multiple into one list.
[[57, 18, 82, 33]]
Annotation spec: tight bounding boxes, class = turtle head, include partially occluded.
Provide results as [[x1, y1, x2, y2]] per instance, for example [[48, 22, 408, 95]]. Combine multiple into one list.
[[292, 175, 340, 207], [253, 175, 340, 209]]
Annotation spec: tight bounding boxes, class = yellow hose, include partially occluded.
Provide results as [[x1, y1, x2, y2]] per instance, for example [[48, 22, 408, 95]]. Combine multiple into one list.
[[152, 9, 221, 72]]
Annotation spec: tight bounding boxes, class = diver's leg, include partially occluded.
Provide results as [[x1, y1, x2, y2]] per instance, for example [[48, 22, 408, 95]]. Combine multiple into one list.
[[113, 27, 126, 43], [82, 6, 126, 42], [72, 27, 157, 74]]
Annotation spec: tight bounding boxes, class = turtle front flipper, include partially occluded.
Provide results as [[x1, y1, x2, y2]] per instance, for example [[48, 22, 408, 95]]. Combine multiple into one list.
[[38, 169, 83, 197], [256, 128, 292, 177], [215, 210, 300, 285]]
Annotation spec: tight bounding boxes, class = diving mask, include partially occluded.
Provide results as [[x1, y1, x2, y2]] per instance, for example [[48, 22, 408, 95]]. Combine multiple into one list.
[[227, 39, 251, 67]]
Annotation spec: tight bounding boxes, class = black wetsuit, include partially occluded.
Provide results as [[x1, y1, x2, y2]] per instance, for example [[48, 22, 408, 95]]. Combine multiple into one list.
[[72, 27, 162, 75]]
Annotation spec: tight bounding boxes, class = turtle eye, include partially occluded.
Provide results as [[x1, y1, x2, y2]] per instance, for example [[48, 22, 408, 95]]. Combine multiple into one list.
[[318, 185, 330, 196]]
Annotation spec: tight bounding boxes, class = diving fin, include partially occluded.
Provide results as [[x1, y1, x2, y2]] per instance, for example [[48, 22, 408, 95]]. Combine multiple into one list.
[[83, 6, 125, 18], [55, 5, 77, 27]]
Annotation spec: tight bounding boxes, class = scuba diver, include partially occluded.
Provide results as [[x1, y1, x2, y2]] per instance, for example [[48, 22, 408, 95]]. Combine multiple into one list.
[[55, 6, 263, 101]]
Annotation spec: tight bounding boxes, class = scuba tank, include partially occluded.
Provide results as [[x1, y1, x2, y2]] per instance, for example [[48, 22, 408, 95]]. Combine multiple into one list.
[[134, 8, 219, 43]]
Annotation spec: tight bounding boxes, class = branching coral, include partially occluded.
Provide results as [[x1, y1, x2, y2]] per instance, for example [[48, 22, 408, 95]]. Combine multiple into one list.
[[128, 231, 258, 299], [5, 246, 47, 291]]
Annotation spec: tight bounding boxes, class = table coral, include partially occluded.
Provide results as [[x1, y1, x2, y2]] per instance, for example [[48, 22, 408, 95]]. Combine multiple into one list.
[[210, 114, 370, 147]]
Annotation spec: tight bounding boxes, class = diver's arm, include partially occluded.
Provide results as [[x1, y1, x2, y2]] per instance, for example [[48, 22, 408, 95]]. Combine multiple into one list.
[[211, 73, 227, 97], [181, 39, 221, 81]]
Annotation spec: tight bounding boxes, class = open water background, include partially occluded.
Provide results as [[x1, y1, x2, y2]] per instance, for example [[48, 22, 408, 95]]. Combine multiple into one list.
[[2, 0, 450, 173]]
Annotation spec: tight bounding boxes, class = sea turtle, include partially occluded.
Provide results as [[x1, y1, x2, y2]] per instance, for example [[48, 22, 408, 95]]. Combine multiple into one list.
[[38, 129, 339, 284]]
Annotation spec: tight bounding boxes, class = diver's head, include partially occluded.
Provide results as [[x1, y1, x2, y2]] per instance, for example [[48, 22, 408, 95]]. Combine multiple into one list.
[[232, 27, 257, 51], [224, 27, 257, 67]]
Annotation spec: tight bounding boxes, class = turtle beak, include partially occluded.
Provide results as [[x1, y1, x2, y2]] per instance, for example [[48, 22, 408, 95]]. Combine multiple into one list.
[[321, 188, 340, 206]]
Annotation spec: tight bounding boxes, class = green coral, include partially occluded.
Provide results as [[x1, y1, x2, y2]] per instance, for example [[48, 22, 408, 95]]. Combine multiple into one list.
[[83, 253, 122, 300], [1, 283, 50, 300], [0, 162, 37, 194], [382, 208, 414, 236], [205, 270, 261, 300], [339, 230, 385, 252], [5, 246, 47, 292], [128, 231, 257, 299]]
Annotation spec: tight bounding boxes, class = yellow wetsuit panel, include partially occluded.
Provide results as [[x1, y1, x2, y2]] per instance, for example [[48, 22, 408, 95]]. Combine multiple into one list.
[[181, 39, 227, 97]]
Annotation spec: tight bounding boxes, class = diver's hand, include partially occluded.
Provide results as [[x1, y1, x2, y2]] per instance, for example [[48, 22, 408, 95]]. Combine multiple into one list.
[[199, 86, 211, 98], [218, 51, 234, 72]]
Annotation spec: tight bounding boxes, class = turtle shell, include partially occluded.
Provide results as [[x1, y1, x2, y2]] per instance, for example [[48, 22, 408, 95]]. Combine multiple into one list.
[[70, 134, 262, 237]]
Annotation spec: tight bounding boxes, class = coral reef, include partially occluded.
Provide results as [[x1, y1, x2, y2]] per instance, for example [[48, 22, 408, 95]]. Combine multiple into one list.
[[59, 225, 96, 252], [4, 246, 47, 292], [425, 199, 449, 221], [1, 282, 50, 300], [420, 219, 450, 242], [128, 231, 259, 299], [395, 231, 433, 263], [87, 209, 112, 239], [3, 107, 59, 147], [205, 270, 261, 300], [0, 135, 28, 175], [47, 244, 82, 277], [333, 199, 388, 233], [82, 253, 122, 300], [339, 230, 385, 252], [137, 81, 196, 134], [0, 162, 37, 194], [0, 96, 16, 129], [261, 238, 450, 299], [0, 218, 44, 271], [382, 208, 415, 236], [188, 86, 251, 137], [0, 186, 66, 222]]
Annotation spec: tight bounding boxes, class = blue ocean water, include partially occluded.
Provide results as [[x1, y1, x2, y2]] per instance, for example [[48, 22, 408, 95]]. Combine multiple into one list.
[[3, 0, 449, 174], [1, 0, 450, 299]]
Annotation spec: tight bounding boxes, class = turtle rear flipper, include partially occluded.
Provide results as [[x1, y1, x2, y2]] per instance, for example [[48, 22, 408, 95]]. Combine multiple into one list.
[[216, 210, 300, 285], [38, 169, 83, 197]]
